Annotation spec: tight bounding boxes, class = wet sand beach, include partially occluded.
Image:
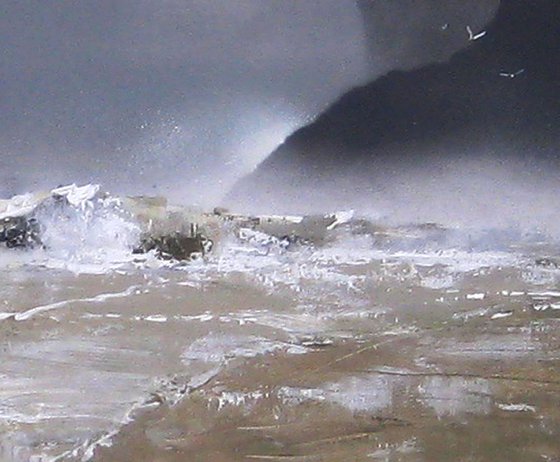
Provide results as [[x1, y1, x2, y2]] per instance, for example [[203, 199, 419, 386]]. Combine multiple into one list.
[[2, 224, 560, 461], [93, 277, 560, 462]]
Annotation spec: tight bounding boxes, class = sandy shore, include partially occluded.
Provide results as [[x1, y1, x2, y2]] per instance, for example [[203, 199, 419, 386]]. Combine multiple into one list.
[[2, 232, 560, 461], [92, 267, 560, 462], [93, 319, 560, 462]]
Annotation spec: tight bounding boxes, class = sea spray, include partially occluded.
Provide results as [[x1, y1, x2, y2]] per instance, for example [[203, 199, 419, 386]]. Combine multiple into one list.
[[31, 184, 141, 270]]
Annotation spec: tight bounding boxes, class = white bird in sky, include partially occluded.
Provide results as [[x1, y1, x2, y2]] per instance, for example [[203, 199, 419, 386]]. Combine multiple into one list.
[[466, 25, 487, 41], [499, 68, 525, 79]]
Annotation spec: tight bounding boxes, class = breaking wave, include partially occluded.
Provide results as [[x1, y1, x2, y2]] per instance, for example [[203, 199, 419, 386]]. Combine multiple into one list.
[[0, 184, 140, 273]]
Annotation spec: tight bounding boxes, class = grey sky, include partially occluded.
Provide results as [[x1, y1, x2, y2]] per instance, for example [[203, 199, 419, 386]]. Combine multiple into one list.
[[0, 0, 497, 204]]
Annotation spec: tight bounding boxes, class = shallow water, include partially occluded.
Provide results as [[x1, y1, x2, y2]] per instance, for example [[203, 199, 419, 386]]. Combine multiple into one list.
[[1, 209, 560, 461]]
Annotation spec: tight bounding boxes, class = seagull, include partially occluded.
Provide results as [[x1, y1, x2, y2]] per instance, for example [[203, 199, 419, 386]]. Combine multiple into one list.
[[499, 68, 525, 79], [466, 25, 487, 41], [441, 23, 449, 31]]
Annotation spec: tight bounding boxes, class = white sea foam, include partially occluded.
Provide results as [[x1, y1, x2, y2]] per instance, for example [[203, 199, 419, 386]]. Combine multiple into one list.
[[497, 403, 536, 412], [467, 293, 485, 300], [491, 311, 513, 320], [144, 315, 168, 323], [50, 184, 100, 208], [182, 334, 306, 365], [0, 192, 49, 220], [13, 285, 140, 321]]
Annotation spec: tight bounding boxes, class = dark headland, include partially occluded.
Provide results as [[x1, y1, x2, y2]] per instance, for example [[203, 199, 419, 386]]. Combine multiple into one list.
[[227, 0, 560, 228]]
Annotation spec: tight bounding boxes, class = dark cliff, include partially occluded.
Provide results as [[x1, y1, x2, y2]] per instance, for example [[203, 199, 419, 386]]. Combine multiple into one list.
[[228, 0, 560, 223]]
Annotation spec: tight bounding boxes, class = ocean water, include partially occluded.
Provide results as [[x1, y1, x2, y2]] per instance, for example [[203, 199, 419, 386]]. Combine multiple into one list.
[[1, 185, 560, 461]]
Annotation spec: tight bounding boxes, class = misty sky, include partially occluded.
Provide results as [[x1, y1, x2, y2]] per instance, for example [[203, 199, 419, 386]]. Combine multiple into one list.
[[0, 0, 497, 205]]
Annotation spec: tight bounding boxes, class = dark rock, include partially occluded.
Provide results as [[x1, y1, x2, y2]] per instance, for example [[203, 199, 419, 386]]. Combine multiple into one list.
[[534, 257, 560, 269], [134, 232, 213, 261], [0, 216, 42, 249], [213, 207, 230, 216]]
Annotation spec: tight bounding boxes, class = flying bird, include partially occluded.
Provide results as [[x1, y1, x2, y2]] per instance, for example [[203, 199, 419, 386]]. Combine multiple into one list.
[[499, 69, 525, 79], [466, 25, 487, 41]]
